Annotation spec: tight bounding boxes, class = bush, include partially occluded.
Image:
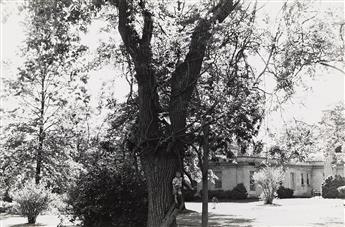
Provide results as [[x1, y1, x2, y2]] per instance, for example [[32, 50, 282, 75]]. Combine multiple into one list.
[[208, 190, 232, 200], [253, 166, 284, 204], [230, 183, 248, 200], [277, 186, 294, 198], [3, 190, 13, 202], [198, 190, 231, 200], [0, 201, 14, 213], [67, 165, 147, 227], [322, 175, 345, 198], [198, 184, 247, 201], [12, 182, 52, 224]]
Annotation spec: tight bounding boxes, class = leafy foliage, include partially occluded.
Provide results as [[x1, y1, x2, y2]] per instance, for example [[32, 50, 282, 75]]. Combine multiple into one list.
[[195, 184, 248, 201], [319, 103, 345, 161], [229, 183, 248, 200], [0, 201, 14, 213], [12, 181, 53, 224], [67, 164, 147, 227], [1, 0, 91, 189], [277, 186, 294, 198], [253, 166, 284, 204], [322, 175, 345, 199], [268, 121, 318, 165]]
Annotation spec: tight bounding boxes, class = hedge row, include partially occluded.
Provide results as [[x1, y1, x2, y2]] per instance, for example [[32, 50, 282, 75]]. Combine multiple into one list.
[[185, 183, 248, 201]]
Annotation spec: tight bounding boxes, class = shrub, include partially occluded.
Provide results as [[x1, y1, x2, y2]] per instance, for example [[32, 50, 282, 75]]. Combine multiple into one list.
[[253, 166, 284, 204], [230, 183, 248, 200], [322, 175, 345, 199], [198, 190, 231, 200], [208, 190, 231, 200], [0, 201, 14, 213], [198, 185, 247, 201], [277, 186, 294, 198], [3, 190, 13, 202], [12, 182, 52, 224], [67, 165, 147, 227]]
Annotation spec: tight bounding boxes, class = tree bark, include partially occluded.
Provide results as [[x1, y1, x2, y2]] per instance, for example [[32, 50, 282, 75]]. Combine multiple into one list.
[[141, 152, 179, 227]]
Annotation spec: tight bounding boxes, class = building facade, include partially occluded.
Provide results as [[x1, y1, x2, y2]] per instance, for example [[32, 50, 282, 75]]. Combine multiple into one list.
[[198, 155, 345, 198]]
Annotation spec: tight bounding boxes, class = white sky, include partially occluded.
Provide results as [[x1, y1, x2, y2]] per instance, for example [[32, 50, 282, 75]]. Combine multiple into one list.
[[1, 0, 344, 141]]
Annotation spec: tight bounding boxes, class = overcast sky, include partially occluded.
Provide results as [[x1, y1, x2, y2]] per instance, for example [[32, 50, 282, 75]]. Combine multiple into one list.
[[1, 0, 344, 142]]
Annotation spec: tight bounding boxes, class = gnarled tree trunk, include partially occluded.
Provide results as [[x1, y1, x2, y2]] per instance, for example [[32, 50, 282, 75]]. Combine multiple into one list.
[[111, 0, 238, 226], [141, 152, 179, 227]]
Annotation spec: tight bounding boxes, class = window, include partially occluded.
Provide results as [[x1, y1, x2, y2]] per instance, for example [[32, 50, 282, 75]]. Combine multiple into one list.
[[301, 173, 304, 186], [290, 172, 295, 189], [214, 171, 222, 189], [249, 171, 255, 191], [307, 174, 310, 185]]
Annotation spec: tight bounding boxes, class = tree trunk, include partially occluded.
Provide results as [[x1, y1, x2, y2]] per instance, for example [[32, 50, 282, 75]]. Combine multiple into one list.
[[28, 215, 37, 224], [35, 76, 45, 185], [35, 128, 43, 185], [141, 152, 179, 227], [201, 123, 210, 227]]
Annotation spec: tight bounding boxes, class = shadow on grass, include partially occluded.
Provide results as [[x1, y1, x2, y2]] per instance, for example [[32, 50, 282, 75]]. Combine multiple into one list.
[[8, 224, 47, 227], [311, 219, 344, 227], [257, 203, 282, 207], [188, 198, 260, 203], [177, 210, 254, 227]]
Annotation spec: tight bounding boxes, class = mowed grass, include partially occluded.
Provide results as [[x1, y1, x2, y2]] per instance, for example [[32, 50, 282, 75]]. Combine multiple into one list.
[[1, 198, 343, 227], [177, 197, 344, 227], [0, 214, 76, 227]]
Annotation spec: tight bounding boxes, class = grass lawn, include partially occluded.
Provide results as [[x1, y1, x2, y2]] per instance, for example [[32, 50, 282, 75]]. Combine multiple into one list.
[[0, 214, 76, 227], [177, 197, 344, 227], [1, 198, 343, 227]]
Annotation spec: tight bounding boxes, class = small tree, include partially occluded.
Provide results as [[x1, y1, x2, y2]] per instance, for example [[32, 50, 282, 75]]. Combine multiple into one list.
[[253, 166, 284, 204], [12, 181, 52, 224]]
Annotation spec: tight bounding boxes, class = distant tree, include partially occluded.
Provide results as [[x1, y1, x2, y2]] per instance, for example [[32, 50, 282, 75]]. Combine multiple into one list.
[[268, 121, 318, 166], [319, 103, 345, 158]]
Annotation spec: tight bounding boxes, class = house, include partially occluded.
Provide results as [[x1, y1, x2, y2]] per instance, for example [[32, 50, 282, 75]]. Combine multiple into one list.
[[198, 153, 345, 198]]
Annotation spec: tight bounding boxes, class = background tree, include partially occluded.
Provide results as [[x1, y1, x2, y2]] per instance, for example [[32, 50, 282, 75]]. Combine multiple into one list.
[[319, 103, 345, 156], [1, 0, 89, 189], [268, 121, 319, 166]]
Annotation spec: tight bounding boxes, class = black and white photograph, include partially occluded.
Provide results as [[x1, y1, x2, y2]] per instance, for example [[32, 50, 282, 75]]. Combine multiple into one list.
[[0, 0, 344, 226]]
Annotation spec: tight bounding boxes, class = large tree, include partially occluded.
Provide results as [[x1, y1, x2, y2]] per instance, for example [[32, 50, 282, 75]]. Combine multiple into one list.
[[70, 0, 343, 226], [94, 1, 242, 226]]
